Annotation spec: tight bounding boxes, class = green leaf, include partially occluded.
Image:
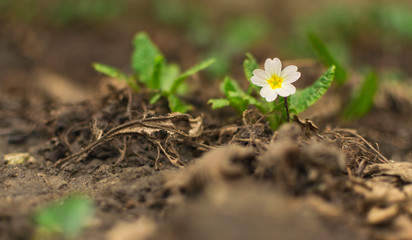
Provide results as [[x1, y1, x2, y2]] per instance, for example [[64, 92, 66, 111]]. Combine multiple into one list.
[[243, 53, 261, 94], [218, 77, 250, 113], [266, 113, 283, 130], [226, 91, 265, 111], [131, 32, 163, 84], [289, 65, 335, 114], [267, 99, 285, 113], [92, 62, 126, 78], [92, 62, 139, 92], [149, 92, 163, 105], [169, 58, 215, 93], [227, 97, 248, 113], [243, 53, 258, 81], [161, 63, 181, 91], [308, 32, 347, 84], [225, 91, 249, 113], [149, 55, 165, 89], [208, 98, 230, 109], [343, 71, 378, 119], [34, 195, 94, 237], [221, 76, 243, 95], [167, 94, 192, 113]]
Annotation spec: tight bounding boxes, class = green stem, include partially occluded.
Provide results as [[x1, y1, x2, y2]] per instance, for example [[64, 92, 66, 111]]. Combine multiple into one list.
[[284, 97, 290, 122]]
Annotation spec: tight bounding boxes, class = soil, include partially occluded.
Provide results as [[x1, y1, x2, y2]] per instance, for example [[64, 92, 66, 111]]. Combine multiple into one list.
[[2, 13, 412, 240]]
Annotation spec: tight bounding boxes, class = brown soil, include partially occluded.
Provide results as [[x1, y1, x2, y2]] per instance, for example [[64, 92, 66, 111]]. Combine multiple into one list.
[[1, 15, 412, 240]]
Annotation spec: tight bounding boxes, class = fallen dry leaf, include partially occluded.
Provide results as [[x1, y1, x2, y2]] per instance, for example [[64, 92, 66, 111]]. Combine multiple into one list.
[[352, 179, 406, 204], [363, 162, 412, 183]]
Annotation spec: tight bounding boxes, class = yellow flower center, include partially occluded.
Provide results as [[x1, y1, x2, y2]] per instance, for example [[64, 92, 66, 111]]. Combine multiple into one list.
[[267, 74, 283, 89]]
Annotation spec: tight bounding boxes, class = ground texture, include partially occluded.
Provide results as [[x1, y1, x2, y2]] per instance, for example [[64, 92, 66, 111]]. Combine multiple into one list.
[[1, 18, 412, 240]]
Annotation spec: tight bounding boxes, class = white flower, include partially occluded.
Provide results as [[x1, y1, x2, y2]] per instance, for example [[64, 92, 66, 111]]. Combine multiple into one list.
[[251, 58, 301, 102]]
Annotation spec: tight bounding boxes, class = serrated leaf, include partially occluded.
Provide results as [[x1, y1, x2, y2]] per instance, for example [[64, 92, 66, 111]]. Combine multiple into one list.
[[167, 94, 192, 113], [226, 91, 264, 111], [343, 71, 378, 119], [169, 58, 215, 93], [308, 32, 347, 85], [226, 91, 248, 113], [289, 65, 335, 114], [149, 55, 165, 89], [243, 53, 259, 81], [92, 62, 139, 92], [228, 96, 248, 113], [221, 76, 243, 96], [131, 32, 163, 84], [219, 77, 260, 113], [208, 98, 230, 109], [243, 53, 261, 94]]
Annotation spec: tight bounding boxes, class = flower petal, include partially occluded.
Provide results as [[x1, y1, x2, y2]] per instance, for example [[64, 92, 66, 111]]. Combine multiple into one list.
[[251, 76, 268, 87], [253, 69, 270, 80], [260, 86, 271, 97], [276, 83, 295, 97], [265, 90, 278, 102], [280, 65, 298, 78], [283, 72, 301, 84], [282, 83, 296, 95], [265, 58, 281, 76]]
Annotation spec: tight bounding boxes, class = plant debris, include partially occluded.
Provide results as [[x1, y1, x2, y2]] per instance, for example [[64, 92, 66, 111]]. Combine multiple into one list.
[[54, 113, 203, 168]]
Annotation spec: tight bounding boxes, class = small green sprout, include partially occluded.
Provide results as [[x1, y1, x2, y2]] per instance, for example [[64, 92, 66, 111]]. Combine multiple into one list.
[[34, 195, 94, 239], [308, 31, 347, 85], [343, 71, 378, 120], [209, 53, 335, 129], [93, 32, 215, 113], [308, 32, 379, 119]]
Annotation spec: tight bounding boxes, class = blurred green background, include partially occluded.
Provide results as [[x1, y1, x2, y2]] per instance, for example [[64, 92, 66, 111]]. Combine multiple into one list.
[[0, 0, 412, 73], [1, 0, 412, 84]]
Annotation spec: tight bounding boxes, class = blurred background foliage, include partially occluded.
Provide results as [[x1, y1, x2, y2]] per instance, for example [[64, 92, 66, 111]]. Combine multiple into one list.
[[1, 0, 412, 86]]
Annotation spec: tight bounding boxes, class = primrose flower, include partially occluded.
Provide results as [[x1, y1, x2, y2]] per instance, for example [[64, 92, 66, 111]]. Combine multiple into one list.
[[251, 58, 301, 102]]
